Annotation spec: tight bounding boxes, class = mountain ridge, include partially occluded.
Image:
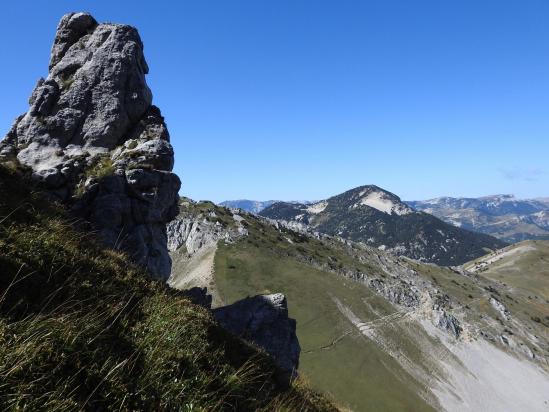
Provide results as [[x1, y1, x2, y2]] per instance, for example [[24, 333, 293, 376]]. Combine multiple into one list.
[[408, 195, 549, 243], [220, 199, 315, 213], [259, 185, 507, 265], [167, 195, 549, 411]]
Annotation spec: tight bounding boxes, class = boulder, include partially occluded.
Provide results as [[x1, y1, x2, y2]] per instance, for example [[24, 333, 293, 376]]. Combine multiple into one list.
[[213, 293, 300, 375]]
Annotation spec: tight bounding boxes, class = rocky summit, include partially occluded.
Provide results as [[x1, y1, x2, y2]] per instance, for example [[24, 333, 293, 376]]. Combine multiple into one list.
[[0, 12, 180, 279]]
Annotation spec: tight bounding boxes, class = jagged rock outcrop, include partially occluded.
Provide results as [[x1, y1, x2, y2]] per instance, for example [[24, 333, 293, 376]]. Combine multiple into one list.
[[167, 212, 247, 255], [213, 293, 300, 375], [0, 12, 180, 279], [433, 310, 462, 338]]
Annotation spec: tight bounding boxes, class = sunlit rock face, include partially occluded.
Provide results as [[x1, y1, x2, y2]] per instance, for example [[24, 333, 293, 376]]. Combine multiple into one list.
[[0, 12, 180, 279]]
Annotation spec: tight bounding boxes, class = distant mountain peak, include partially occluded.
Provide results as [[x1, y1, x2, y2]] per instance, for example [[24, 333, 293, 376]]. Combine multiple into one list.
[[479, 194, 515, 200], [219, 199, 315, 214], [260, 185, 506, 265], [332, 185, 414, 216], [219, 200, 279, 213]]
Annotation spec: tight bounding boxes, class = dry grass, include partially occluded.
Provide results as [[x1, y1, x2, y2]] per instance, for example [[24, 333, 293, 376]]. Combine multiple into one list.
[[0, 165, 336, 411]]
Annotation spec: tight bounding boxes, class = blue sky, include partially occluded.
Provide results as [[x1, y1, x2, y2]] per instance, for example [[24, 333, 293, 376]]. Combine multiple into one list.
[[1, 1, 548, 202]]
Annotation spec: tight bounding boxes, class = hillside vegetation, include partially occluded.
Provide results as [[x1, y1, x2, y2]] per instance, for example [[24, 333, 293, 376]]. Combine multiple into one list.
[[170, 199, 549, 411], [0, 165, 335, 411], [464, 240, 549, 321]]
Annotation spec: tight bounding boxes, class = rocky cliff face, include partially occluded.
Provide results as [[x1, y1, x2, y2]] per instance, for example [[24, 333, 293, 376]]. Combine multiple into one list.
[[167, 200, 248, 256], [0, 12, 180, 279]]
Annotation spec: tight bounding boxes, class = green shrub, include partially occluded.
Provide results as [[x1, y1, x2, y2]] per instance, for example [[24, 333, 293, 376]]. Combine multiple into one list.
[[127, 139, 138, 150], [87, 155, 114, 180]]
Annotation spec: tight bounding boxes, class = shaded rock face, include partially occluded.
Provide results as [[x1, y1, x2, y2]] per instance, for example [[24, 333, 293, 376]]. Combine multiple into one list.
[[213, 294, 300, 375], [0, 12, 180, 279]]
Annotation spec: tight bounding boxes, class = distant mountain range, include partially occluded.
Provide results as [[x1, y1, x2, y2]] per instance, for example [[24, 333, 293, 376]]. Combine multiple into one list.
[[219, 200, 279, 213], [407, 195, 549, 243], [219, 199, 314, 213], [222, 193, 549, 244], [257, 185, 506, 265]]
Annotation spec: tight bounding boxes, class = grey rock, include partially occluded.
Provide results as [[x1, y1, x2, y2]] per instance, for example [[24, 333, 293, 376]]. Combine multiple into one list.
[[167, 203, 247, 255], [13, 12, 149, 152], [367, 278, 420, 308], [434, 310, 462, 338], [213, 293, 300, 375], [182, 287, 213, 309], [49, 12, 98, 70], [490, 297, 511, 320], [0, 12, 180, 279]]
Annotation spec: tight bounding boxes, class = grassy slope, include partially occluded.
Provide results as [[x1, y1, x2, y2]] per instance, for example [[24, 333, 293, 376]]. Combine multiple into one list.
[[211, 204, 549, 411], [213, 216, 440, 412], [0, 165, 335, 411], [463, 240, 549, 331], [466, 240, 549, 300]]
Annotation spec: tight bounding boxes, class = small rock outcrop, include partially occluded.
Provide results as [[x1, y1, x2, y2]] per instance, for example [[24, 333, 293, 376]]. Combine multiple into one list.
[[433, 310, 462, 338], [490, 297, 511, 320], [0, 12, 180, 279], [167, 199, 248, 256], [213, 293, 300, 375]]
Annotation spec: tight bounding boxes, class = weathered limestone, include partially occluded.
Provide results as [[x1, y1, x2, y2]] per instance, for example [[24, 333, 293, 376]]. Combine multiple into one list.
[[0, 12, 180, 279]]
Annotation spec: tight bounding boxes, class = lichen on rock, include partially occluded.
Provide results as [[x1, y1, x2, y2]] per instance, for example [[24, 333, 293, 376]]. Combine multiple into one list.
[[0, 12, 180, 279]]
